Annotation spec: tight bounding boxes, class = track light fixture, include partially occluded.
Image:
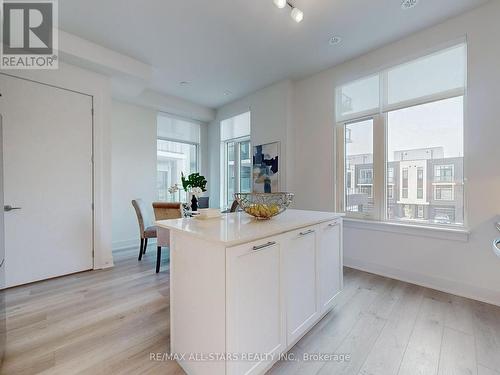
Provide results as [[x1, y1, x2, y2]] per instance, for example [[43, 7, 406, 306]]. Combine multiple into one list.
[[273, 0, 304, 23], [273, 0, 287, 9]]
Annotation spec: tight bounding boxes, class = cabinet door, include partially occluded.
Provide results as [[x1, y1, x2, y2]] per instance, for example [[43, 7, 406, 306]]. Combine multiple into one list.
[[282, 226, 319, 344], [226, 239, 285, 375], [318, 219, 342, 313]]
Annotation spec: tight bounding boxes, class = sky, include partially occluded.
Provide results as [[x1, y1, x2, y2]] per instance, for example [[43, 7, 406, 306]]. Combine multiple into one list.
[[346, 96, 464, 161]]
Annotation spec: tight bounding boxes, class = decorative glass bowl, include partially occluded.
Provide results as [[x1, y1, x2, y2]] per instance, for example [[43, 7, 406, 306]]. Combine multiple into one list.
[[234, 193, 294, 220]]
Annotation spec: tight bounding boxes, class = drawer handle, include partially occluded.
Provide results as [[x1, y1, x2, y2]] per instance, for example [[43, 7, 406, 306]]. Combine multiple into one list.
[[328, 222, 338, 227], [252, 241, 276, 251], [299, 229, 315, 236]]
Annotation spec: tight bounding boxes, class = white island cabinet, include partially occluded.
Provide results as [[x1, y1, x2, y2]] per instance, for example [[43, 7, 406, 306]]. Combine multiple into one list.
[[156, 209, 344, 375]]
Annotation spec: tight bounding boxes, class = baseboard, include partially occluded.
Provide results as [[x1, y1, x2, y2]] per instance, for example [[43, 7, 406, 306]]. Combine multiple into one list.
[[112, 238, 157, 252], [344, 257, 500, 307]]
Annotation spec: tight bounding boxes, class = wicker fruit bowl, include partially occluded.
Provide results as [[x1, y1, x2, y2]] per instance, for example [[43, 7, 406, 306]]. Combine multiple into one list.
[[234, 193, 294, 220]]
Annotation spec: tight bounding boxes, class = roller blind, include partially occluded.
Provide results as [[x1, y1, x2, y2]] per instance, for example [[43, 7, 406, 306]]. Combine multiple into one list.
[[221, 111, 251, 141], [386, 44, 466, 109], [335, 42, 466, 122], [336, 75, 380, 121], [157, 113, 201, 144]]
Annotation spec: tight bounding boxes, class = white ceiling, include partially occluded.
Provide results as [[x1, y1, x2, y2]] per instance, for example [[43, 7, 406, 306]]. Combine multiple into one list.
[[59, 0, 489, 109]]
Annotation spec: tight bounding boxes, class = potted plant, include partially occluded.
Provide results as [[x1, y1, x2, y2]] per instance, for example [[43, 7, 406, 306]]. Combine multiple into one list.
[[181, 172, 207, 211]]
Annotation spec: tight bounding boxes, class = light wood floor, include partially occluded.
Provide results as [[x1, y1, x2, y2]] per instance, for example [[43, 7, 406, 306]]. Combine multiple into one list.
[[1, 248, 500, 375]]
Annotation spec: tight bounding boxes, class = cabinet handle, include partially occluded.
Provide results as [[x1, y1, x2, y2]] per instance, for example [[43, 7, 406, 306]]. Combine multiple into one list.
[[252, 241, 276, 251], [299, 229, 315, 236], [328, 222, 338, 227]]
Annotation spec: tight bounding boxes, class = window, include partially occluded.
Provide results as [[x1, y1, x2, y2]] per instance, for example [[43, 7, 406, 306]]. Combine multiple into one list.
[[337, 75, 380, 120], [401, 168, 409, 199], [387, 168, 394, 184], [336, 43, 466, 227], [359, 169, 373, 184], [239, 140, 252, 193], [345, 119, 374, 217], [434, 185, 454, 201], [435, 165, 454, 183], [417, 167, 424, 199], [387, 167, 395, 201], [157, 113, 201, 202], [387, 185, 394, 199], [221, 112, 251, 208], [417, 205, 424, 219]]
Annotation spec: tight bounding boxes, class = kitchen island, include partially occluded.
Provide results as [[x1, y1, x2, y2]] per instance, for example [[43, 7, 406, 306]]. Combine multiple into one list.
[[156, 209, 344, 375]]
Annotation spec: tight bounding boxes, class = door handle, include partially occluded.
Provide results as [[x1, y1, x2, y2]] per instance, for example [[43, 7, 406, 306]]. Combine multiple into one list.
[[252, 241, 276, 251], [4, 205, 21, 212]]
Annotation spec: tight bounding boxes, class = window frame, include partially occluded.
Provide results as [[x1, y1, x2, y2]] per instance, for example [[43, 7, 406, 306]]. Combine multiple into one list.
[[336, 115, 385, 221], [434, 164, 455, 183], [434, 184, 455, 201], [335, 42, 467, 229], [223, 136, 251, 209], [156, 137, 200, 201], [336, 98, 465, 228]]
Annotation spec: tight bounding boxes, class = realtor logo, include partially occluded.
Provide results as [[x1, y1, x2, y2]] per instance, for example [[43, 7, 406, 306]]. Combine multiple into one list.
[[1, 0, 58, 69]]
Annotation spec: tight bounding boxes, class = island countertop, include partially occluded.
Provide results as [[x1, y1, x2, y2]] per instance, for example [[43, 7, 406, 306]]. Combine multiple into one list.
[[156, 209, 344, 246]]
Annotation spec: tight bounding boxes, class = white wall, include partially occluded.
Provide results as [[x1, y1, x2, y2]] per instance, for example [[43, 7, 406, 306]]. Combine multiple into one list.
[[111, 101, 157, 250], [111, 100, 211, 250], [292, 1, 500, 305], [208, 80, 294, 208]]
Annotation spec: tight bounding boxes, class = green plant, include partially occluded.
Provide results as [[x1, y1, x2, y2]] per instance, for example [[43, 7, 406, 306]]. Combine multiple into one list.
[[181, 172, 207, 192]]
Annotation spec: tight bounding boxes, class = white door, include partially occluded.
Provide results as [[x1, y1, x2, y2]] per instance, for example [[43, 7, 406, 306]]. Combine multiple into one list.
[[0, 114, 4, 288], [227, 239, 285, 375], [0, 74, 93, 288], [318, 220, 342, 313], [282, 226, 319, 344]]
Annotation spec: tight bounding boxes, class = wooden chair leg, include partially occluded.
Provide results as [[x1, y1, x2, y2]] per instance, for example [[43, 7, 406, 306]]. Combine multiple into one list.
[[138, 238, 144, 261], [156, 246, 162, 273], [143, 238, 148, 254]]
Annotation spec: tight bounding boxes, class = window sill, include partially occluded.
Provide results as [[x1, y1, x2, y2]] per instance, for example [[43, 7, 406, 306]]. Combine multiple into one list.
[[343, 218, 470, 242]]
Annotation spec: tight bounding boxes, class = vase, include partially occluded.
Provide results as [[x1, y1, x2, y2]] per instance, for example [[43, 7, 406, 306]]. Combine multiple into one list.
[[191, 195, 198, 211]]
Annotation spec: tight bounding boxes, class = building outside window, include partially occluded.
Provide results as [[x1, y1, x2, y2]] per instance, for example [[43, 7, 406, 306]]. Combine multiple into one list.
[[221, 112, 251, 208], [157, 113, 201, 202], [336, 43, 466, 227]]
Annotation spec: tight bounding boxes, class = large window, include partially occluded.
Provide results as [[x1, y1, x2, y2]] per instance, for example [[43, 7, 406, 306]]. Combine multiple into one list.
[[157, 113, 201, 202], [336, 43, 466, 227], [221, 112, 251, 208]]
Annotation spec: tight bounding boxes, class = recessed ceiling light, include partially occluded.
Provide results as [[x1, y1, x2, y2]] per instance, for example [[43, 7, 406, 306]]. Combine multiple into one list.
[[329, 36, 342, 46], [224, 90, 232, 96], [179, 81, 190, 86], [401, 0, 418, 10]]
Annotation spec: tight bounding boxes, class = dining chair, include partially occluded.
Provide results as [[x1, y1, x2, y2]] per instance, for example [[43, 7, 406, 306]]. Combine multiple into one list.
[[198, 196, 209, 209], [152, 202, 183, 273], [131, 199, 156, 261], [152, 202, 183, 220]]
